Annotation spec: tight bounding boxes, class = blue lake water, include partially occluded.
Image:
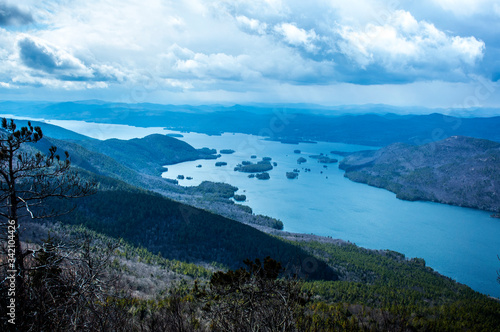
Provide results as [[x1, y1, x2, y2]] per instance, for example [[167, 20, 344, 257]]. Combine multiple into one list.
[[7, 116, 498, 298], [161, 132, 500, 298]]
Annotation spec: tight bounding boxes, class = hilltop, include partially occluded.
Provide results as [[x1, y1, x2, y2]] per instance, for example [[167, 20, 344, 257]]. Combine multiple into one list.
[[75, 133, 218, 175], [340, 136, 500, 212]]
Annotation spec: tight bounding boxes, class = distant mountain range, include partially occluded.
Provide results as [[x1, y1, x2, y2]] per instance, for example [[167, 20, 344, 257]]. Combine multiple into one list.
[[340, 136, 500, 213], [2, 100, 500, 146]]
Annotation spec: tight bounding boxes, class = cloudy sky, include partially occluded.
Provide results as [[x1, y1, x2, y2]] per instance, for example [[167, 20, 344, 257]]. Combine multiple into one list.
[[0, 0, 499, 108]]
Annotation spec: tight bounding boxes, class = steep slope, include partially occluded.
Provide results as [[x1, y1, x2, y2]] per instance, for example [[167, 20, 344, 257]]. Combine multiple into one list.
[[340, 136, 500, 212], [53, 183, 337, 281], [77, 134, 217, 175], [33, 136, 180, 192], [20, 215, 500, 331]]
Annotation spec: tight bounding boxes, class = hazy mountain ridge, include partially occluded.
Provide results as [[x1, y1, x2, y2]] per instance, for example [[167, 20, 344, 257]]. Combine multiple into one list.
[[340, 136, 500, 212], [3, 101, 500, 146]]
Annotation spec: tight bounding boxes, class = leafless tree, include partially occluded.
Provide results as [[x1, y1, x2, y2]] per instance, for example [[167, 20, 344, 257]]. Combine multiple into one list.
[[21, 234, 122, 331], [197, 257, 307, 332]]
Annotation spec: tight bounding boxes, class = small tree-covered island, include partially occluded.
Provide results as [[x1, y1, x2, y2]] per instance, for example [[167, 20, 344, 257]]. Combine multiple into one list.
[[234, 194, 246, 201], [234, 159, 274, 173], [297, 157, 307, 164], [256, 172, 271, 180], [310, 154, 338, 164]]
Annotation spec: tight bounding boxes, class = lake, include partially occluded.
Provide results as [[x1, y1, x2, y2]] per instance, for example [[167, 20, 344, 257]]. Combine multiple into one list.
[[6, 116, 499, 298], [162, 131, 500, 299]]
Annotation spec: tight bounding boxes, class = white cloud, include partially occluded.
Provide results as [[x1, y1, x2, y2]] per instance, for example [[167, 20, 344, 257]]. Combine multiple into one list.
[[495, 4, 500, 16], [432, 0, 500, 16], [0, 0, 496, 107], [158, 44, 260, 83], [274, 23, 318, 53], [337, 10, 485, 75], [0, 32, 128, 89], [216, 0, 288, 19], [176, 53, 255, 80], [236, 15, 267, 34]]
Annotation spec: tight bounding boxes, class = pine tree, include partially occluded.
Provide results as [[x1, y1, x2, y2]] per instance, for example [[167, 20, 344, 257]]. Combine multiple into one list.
[[0, 118, 96, 324]]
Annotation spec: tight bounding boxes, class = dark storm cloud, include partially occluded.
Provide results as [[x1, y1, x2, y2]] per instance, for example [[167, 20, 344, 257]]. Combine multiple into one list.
[[17, 37, 102, 82], [0, 3, 34, 26], [18, 38, 75, 73], [17, 36, 123, 82]]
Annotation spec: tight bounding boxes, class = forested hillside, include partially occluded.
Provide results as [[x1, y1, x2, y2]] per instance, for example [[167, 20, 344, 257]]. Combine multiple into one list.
[[76, 134, 218, 175], [340, 136, 500, 212], [53, 184, 337, 281]]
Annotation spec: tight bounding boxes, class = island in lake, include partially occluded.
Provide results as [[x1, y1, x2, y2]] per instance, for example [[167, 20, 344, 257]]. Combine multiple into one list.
[[256, 172, 270, 180], [234, 159, 274, 173], [310, 154, 338, 164]]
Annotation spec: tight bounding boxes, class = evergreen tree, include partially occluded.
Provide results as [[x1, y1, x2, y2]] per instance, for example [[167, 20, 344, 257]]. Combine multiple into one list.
[[0, 118, 96, 325]]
